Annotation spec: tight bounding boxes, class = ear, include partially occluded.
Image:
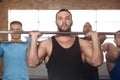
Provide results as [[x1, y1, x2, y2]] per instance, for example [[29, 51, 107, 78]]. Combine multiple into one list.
[[71, 20, 73, 25], [55, 20, 57, 24]]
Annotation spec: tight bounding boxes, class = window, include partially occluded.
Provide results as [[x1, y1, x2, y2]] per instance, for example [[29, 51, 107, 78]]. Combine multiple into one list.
[[8, 10, 120, 61]]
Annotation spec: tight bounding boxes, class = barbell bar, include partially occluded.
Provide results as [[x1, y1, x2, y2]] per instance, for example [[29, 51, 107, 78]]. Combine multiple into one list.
[[0, 41, 26, 43], [0, 40, 41, 43], [0, 36, 115, 43], [0, 31, 117, 35]]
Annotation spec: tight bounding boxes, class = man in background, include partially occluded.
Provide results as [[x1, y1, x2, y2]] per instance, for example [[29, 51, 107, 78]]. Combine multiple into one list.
[[82, 22, 106, 80], [0, 21, 30, 80], [102, 30, 120, 80]]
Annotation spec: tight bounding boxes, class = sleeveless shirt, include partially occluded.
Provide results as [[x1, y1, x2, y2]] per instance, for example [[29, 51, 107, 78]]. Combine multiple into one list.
[[83, 62, 99, 80], [82, 37, 99, 80], [109, 54, 120, 80], [46, 36, 84, 80]]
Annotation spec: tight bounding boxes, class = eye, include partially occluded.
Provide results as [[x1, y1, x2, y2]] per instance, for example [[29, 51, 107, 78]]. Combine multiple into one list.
[[66, 17, 71, 20], [10, 28, 21, 31], [57, 17, 62, 20]]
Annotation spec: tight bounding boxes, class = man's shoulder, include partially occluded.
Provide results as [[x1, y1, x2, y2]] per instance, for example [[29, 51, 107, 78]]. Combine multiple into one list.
[[39, 38, 52, 46]]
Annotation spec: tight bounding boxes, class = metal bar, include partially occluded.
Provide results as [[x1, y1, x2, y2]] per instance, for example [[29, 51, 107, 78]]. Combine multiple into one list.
[[0, 41, 27, 43], [0, 31, 84, 35], [0, 41, 41, 43], [0, 36, 114, 43], [0, 31, 116, 35]]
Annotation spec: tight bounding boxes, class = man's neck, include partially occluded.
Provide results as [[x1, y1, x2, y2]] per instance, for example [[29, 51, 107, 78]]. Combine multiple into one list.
[[11, 39, 21, 42]]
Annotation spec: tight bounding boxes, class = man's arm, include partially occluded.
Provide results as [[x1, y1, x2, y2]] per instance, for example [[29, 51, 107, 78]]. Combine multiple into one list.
[[102, 43, 119, 71], [81, 31, 103, 67], [102, 43, 118, 62], [27, 31, 43, 68]]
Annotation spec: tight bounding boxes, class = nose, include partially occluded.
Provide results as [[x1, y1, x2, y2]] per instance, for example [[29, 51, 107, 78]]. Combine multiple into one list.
[[62, 18, 66, 23]]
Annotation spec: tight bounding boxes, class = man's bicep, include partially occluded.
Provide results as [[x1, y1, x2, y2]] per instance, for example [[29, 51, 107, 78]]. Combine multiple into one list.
[[38, 43, 47, 61], [80, 40, 92, 62]]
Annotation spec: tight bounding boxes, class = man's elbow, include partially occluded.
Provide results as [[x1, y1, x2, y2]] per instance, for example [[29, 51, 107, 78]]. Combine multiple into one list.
[[27, 60, 42, 68], [27, 58, 38, 68], [27, 61, 37, 68]]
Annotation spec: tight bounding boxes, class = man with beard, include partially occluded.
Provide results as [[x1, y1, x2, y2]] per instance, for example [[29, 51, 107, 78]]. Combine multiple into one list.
[[27, 9, 103, 80]]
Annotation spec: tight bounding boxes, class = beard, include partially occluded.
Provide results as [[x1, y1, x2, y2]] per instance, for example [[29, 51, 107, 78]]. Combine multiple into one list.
[[57, 22, 72, 32], [58, 26, 71, 32]]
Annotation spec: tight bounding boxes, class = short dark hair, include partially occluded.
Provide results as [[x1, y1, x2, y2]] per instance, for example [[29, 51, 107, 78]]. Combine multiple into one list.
[[56, 9, 72, 20], [10, 21, 22, 27], [114, 30, 120, 39], [83, 22, 92, 28]]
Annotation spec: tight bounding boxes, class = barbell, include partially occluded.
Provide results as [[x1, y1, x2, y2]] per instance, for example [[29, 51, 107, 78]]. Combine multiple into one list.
[[0, 41, 27, 43], [0, 30, 118, 43], [0, 31, 116, 35]]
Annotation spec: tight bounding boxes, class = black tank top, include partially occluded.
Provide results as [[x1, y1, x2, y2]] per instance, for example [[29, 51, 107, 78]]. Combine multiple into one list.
[[83, 62, 99, 80], [82, 37, 99, 80], [46, 36, 84, 80]]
